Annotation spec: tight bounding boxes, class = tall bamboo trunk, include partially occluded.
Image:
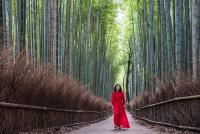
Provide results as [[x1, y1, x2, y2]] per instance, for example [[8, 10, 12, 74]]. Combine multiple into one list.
[[197, 0, 200, 78], [175, 0, 184, 71], [19, 0, 26, 52], [65, 0, 72, 76], [93, 11, 99, 94], [0, 0, 3, 46], [165, 0, 172, 75], [149, 0, 154, 91], [160, 0, 166, 81], [48, 0, 57, 71], [192, 0, 197, 80]]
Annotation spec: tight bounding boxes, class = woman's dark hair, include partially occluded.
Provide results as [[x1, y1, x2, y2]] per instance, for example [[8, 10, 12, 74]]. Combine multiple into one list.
[[114, 84, 122, 92]]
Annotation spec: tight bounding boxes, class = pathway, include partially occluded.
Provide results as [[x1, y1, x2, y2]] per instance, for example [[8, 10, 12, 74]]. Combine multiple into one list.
[[69, 111, 158, 134]]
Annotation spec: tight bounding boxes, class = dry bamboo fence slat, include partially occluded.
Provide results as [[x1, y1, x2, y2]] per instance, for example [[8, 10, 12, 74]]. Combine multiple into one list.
[[0, 102, 112, 133], [132, 95, 200, 132]]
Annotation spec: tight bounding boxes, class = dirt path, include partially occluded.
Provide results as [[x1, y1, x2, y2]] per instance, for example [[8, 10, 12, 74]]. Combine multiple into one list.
[[68, 111, 158, 134]]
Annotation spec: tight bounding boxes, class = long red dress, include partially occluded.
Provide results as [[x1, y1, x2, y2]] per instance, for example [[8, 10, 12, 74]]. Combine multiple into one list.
[[112, 91, 130, 128]]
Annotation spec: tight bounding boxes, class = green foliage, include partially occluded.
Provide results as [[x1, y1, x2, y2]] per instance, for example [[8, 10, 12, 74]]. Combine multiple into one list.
[[2, 0, 121, 101]]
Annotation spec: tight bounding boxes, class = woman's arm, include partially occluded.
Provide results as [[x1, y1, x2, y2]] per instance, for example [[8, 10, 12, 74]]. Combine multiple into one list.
[[122, 92, 126, 105], [122, 92, 127, 109]]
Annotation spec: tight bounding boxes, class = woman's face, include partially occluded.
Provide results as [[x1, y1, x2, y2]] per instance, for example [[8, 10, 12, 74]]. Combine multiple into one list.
[[116, 85, 120, 91]]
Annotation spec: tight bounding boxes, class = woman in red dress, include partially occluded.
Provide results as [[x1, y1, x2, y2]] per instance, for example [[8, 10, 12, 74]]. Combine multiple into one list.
[[112, 84, 130, 129]]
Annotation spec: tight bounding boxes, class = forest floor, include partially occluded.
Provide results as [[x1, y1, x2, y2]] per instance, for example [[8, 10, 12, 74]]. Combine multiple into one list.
[[28, 111, 197, 134]]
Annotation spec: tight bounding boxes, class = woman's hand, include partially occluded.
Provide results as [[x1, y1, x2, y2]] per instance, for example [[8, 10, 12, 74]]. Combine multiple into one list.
[[124, 104, 127, 109]]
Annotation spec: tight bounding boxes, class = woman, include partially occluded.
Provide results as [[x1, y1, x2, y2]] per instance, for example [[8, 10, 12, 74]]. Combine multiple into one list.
[[112, 84, 130, 129]]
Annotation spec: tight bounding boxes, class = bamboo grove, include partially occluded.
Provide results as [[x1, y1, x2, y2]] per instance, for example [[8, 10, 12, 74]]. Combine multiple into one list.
[[2, 0, 200, 104], [122, 0, 200, 101], [0, 0, 120, 100]]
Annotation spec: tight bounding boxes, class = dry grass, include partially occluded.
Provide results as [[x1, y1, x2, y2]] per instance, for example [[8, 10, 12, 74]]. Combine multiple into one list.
[[129, 72, 200, 109], [128, 71, 200, 128], [0, 48, 110, 111]]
